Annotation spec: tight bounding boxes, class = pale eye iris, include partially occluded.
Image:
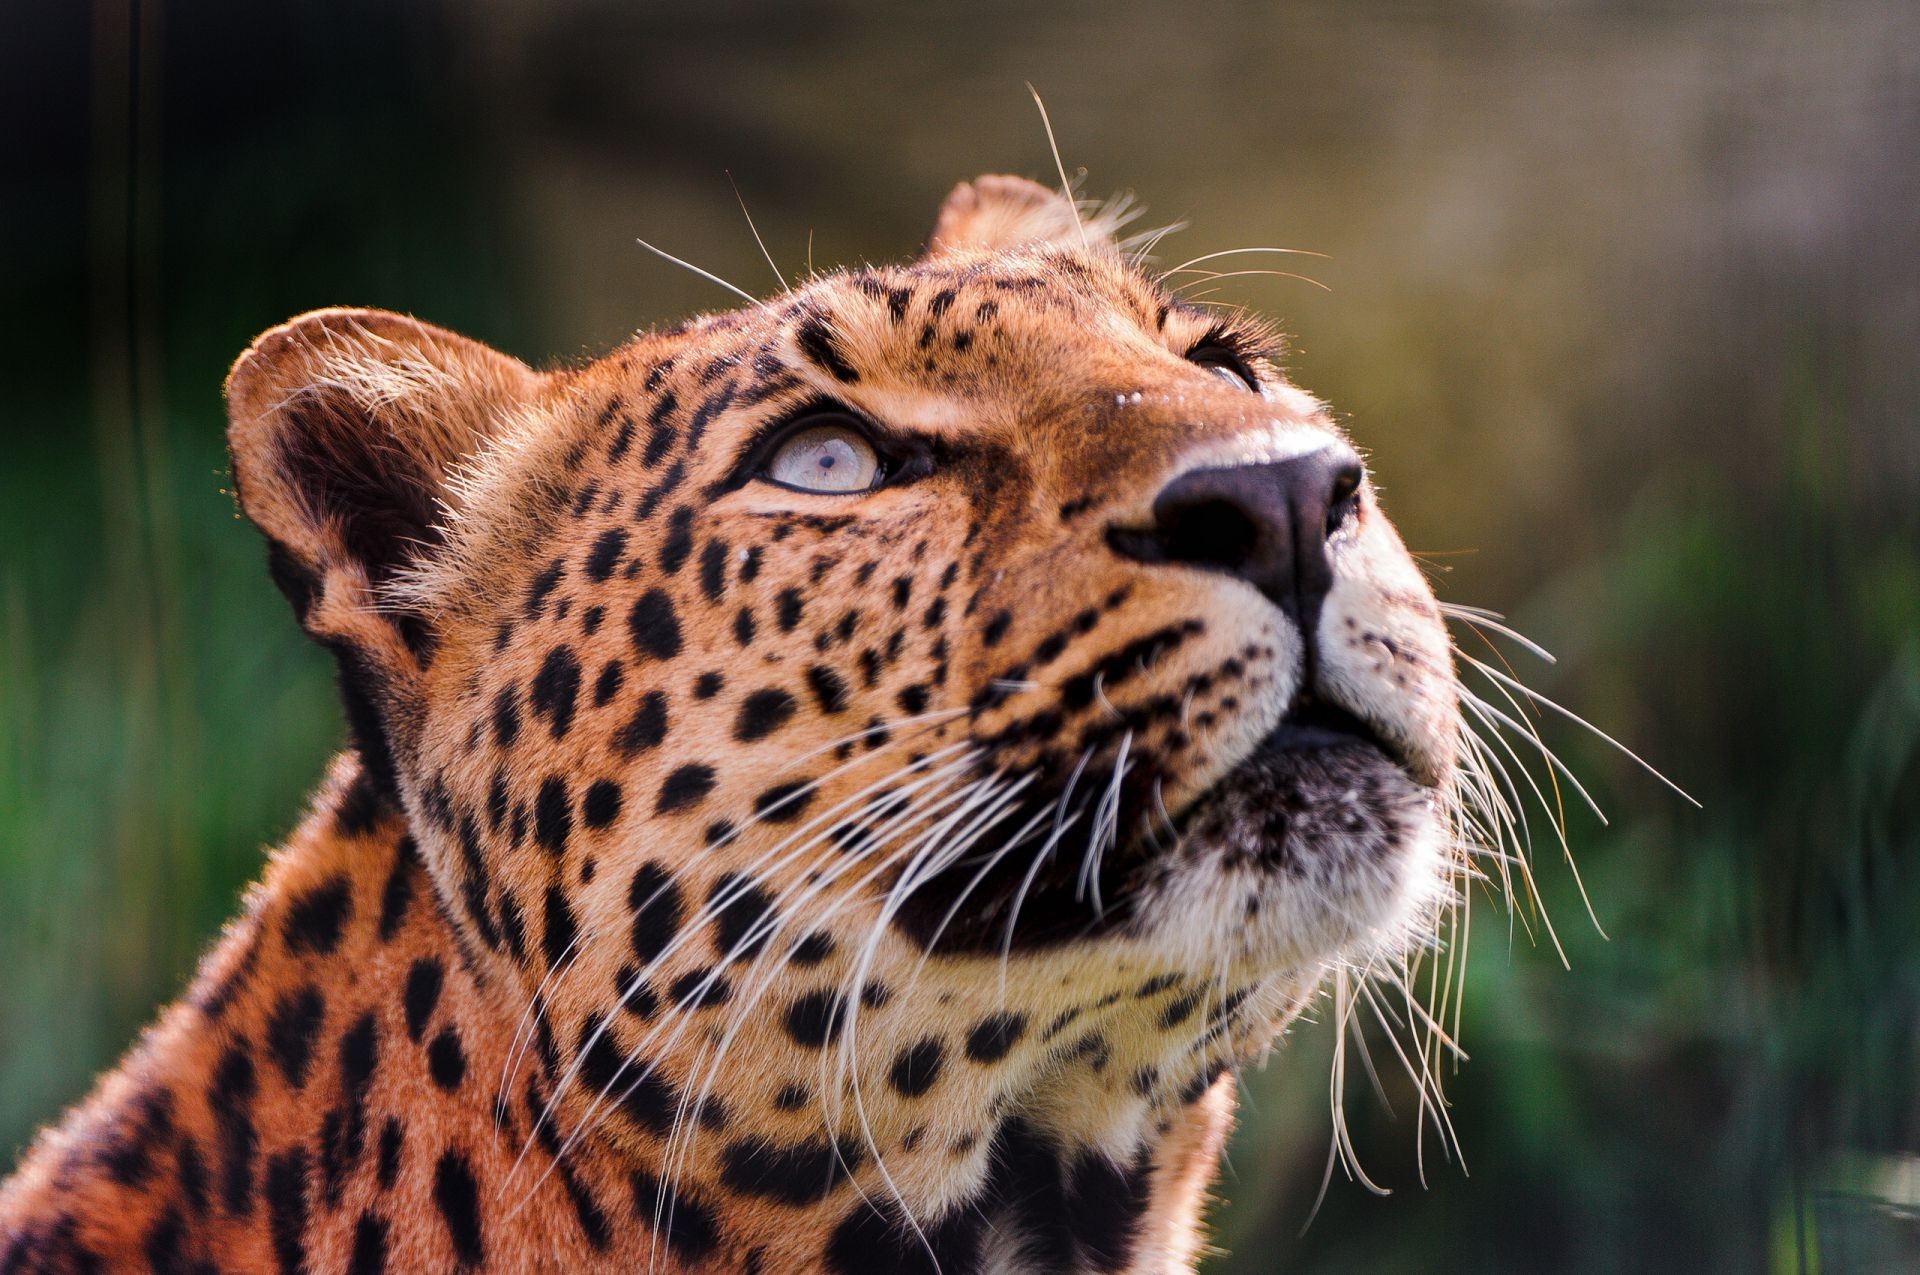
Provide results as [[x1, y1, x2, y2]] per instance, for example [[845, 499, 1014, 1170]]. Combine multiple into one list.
[[766, 424, 881, 493]]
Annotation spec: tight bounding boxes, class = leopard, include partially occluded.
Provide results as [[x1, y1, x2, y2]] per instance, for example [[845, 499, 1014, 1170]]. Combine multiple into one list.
[[0, 174, 1463, 1274]]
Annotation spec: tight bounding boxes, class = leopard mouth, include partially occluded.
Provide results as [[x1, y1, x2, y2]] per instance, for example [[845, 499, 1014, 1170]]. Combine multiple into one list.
[[1253, 692, 1411, 775], [1174, 691, 1429, 878], [892, 692, 1428, 953]]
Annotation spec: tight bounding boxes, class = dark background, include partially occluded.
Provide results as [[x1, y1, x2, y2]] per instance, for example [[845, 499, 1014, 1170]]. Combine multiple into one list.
[[4, 2, 1918, 1269]]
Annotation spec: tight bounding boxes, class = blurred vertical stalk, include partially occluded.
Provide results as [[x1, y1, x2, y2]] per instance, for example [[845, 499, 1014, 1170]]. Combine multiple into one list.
[[86, 0, 200, 1026]]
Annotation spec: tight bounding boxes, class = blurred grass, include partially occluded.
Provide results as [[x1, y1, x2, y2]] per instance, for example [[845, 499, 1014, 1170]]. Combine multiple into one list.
[[3, 1, 1918, 1269]]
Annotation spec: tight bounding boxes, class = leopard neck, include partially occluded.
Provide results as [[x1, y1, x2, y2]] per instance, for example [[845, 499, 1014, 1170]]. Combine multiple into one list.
[[0, 752, 1236, 1273]]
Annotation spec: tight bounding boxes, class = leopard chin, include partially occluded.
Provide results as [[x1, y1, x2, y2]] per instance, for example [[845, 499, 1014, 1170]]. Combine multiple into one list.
[[1126, 700, 1447, 975]]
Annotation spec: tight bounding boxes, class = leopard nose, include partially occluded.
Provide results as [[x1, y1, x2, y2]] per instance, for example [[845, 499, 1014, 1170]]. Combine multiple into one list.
[[1106, 445, 1365, 637]]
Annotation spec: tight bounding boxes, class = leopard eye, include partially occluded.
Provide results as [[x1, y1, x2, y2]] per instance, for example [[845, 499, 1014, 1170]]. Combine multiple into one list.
[[1187, 345, 1259, 393], [763, 419, 883, 494]]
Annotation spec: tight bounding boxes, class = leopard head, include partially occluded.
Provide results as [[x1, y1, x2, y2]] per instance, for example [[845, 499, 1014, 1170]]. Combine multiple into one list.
[[224, 174, 1460, 1254]]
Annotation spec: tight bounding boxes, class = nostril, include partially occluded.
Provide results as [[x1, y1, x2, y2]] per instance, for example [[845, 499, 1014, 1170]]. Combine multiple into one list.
[[1159, 496, 1261, 570], [1325, 460, 1364, 536], [1105, 494, 1263, 572]]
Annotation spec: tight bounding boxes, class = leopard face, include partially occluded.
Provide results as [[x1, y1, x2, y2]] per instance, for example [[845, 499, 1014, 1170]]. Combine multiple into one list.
[[223, 175, 1459, 1257]]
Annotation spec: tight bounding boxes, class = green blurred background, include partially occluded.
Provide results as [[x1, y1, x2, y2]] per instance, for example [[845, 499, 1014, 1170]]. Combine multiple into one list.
[[4, 1, 1917, 1269]]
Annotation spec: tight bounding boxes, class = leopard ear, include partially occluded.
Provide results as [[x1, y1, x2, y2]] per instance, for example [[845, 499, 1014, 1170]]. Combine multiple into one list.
[[225, 308, 540, 784], [923, 174, 1115, 256]]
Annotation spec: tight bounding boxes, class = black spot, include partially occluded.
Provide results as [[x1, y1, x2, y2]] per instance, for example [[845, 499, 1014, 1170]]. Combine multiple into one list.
[[783, 990, 844, 1048], [348, 1212, 389, 1275], [628, 588, 683, 660], [657, 764, 716, 813], [376, 839, 419, 942], [576, 1018, 675, 1135], [585, 527, 628, 581], [719, 1136, 862, 1204], [795, 313, 861, 382], [283, 874, 352, 956], [530, 646, 582, 738], [754, 781, 814, 823], [265, 985, 325, 1090], [583, 780, 623, 830], [804, 665, 849, 713], [1159, 989, 1204, 1030], [636, 458, 688, 522], [684, 382, 737, 448], [615, 968, 660, 1020], [965, 1012, 1027, 1063], [177, 1135, 211, 1216], [593, 660, 625, 707], [614, 690, 668, 756], [643, 395, 679, 466], [630, 1170, 721, 1264], [735, 687, 798, 741], [709, 874, 774, 961], [564, 1175, 613, 1253], [376, 1120, 403, 1190], [433, 1151, 485, 1267], [774, 1083, 810, 1111], [694, 671, 725, 699], [543, 884, 579, 969], [628, 863, 685, 962], [734, 607, 757, 646], [699, 538, 730, 601], [334, 768, 388, 837], [791, 931, 836, 966], [670, 966, 732, 1008], [427, 1030, 467, 1091], [776, 587, 805, 631], [525, 559, 566, 619], [990, 606, 1021, 649], [492, 686, 521, 748], [211, 1045, 257, 1215], [141, 1208, 188, 1274], [403, 958, 444, 1043], [888, 1039, 945, 1098], [1136, 972, 1181, 998], [896, 683, 930, 715], [535, 776, 572, 853], [264, 1147, 310, 1275], [486, 772, 510, 832], [658, 505, 696, 575], [825, 1195, 986, 1275], [1063, 1145, 1153, 1270], [100, 1087, 174, 1188], [324, 1013, 378, 1204], [497, 891, 528, 964]]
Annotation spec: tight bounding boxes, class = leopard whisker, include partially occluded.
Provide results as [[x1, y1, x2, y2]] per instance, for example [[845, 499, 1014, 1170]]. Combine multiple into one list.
[[500, 745, 979, 1202]]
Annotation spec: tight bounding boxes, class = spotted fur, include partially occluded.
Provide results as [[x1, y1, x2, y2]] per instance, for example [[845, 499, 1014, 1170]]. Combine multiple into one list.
[[1, 175, 1460, 1273]]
